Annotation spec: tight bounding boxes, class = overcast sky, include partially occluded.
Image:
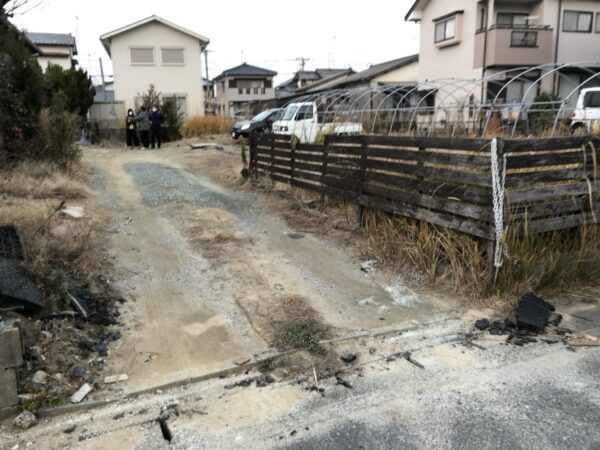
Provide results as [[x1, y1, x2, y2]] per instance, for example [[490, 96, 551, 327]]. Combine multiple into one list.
[[10, 0, 419, 86]]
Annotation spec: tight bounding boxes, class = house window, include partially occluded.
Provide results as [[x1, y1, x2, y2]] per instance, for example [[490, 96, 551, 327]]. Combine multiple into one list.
[[497, 13, 529, 28], [563, 10, 593, 32], [161, 48, 185, 65], [511, 30, 537, 47], [162, 95, 187, 117], [130, 47, 154, 65], [596, 13, 600, 33], [435, 16, 456, 43], [228, 79, 236, 88]]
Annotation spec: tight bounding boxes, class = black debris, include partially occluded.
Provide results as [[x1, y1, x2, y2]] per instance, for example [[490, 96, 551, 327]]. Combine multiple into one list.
[[548, 312, 563, 327], [287, 232, 305, 240], [63, 424, 77, 434], [401, 352, 425, 369], [0, 257, 45, 309], [0, 225, 26, 262], [340, 353, 357, 363], [516, 292, 554, 332], [113, 412, 125, 420], [335, 376, 353, 389], [290, 430, 297, 437], [474, 319, 490, 331], [158, 418, 173, 442]]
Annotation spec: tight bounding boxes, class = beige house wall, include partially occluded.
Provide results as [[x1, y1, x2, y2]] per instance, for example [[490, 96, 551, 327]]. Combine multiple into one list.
[[417, 0, 482, 88], [35, 44, 74, 71], [109, 22, 205, 116], [371, 61, 420, 86]]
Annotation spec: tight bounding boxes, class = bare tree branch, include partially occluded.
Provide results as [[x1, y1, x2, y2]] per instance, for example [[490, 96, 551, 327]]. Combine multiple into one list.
[[2, 0, 44, 17]]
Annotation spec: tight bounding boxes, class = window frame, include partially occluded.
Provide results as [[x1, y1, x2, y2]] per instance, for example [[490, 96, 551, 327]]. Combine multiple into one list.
[[129, 46, 155, 66], [510, 30, 538, 47], [160, 47, 185, 66], [596, 12, 600, 33], [497, 12, 529, 28], [563, 10, 593, 33], [434, 16, 457, 43]]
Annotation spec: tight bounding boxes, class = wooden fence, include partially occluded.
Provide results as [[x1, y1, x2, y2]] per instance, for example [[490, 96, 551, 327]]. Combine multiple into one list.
[[249, 133, 600, 241]]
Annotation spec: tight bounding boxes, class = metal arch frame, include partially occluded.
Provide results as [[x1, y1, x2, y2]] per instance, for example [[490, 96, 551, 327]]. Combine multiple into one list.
[[385, 79, 462, 135], [427, 78, 481, 136], [360, 84, 416, 134], [511, 61, 600, 136], [552, 71, 600, 135], [482, 62, 571, 133], [406, 78, 475, 133], [271, 63, 600, 139]]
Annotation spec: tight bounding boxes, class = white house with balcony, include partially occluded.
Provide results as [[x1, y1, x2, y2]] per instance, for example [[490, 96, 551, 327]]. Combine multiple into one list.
[[406, 0, 600, 106], [100, 15, 209, 117]]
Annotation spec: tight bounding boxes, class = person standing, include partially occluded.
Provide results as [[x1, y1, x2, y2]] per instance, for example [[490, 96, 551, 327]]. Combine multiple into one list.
[[125, 109, 139, 149], [136, 106, 151, 149], [149, 105, 164, 149]]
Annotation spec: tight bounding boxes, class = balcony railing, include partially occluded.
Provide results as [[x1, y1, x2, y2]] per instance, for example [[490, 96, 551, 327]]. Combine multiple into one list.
[[474, 24, 553, 68]]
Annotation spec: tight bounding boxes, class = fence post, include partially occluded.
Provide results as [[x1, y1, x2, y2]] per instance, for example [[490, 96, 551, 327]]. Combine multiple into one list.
[[290, 136, 296, 186], [320, 135, 330, 205], [270, 134, 275, 181], [249, 133, 256, 172], [357, 135, 368, 225]]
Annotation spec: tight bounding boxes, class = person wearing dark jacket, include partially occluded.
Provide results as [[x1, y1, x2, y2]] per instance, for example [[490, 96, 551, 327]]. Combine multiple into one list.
[[149, 105, 164, 149], [135, 106, 151, 149], [125, 109, 140, 149]]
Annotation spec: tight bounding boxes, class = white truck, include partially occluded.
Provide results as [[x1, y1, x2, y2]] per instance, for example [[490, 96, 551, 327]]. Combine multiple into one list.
[[272, 102, 363, 143], [571, 87, 600, 133]]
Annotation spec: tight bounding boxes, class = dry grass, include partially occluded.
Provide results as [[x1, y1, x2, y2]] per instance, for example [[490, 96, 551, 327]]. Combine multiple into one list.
[[0, 161, 92, 199], [181, 116, 234, 138], [1, 161, 106, 309]]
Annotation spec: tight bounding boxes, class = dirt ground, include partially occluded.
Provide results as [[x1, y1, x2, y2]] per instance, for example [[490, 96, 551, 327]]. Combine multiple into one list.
[[2, 138, 599, 449], [77, 140, 460, 394]]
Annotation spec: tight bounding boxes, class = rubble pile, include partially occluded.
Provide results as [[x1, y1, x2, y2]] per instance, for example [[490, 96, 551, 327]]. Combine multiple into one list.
[[474, 292, 598, 347]]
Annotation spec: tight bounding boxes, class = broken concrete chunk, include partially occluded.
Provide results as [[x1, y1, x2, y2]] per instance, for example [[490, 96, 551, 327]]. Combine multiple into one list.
[[0, 368, 18, 408], [360, 260, 375, 273], [0, 327, 23, 370], [31, 370, 48, 385], [104, 374, 128, 384], [13, 410, 37, 429], [61, 206, 85, 219], [70, 383, 92, 403]]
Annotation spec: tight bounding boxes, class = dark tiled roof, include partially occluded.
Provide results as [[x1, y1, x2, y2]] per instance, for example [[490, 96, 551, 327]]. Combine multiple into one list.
[[214, 63, 277, 80], [328, 54, 419, 88], [25, 32, 76, 47]]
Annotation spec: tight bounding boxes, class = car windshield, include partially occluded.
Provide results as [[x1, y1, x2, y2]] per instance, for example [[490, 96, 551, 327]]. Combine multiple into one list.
[[252, 110, 274, 121], [281, 106, 298, 121]]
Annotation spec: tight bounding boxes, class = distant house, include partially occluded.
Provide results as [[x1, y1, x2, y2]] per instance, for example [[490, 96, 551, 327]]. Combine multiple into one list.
[[214, 63, 277, 117], [100, 15, 209, 117], [25, 32, 77, 71], [275, 68, 351, 98], [294, 55, 419, 96]]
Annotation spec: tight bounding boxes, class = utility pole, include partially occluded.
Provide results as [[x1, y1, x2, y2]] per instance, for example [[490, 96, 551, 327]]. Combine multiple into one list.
[[99, 57, 106, 101]]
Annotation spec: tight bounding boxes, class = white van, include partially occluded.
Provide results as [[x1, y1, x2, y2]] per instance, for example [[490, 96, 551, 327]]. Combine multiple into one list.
[[272, 102, 363, 143], [571, 87, 600, 133]]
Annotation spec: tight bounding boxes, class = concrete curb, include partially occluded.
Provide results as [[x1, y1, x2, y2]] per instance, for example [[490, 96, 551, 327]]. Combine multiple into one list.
[[27, 313, 461, 420]]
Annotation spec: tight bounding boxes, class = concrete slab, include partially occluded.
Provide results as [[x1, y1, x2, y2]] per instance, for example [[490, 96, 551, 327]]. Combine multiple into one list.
[[0, 327, 22, 370], [0, 368, 18, 409]]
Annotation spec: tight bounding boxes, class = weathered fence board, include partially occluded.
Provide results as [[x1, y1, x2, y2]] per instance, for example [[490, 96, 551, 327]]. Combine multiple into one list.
[[250, 133, 600, 240]]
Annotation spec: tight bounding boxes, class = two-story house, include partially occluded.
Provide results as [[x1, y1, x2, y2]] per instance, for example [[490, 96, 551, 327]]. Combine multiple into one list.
[[214, 63, 277, 118], [100, 15, 209, 117], [25, 32, 77, 71], [406, 0, 600, 106]]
